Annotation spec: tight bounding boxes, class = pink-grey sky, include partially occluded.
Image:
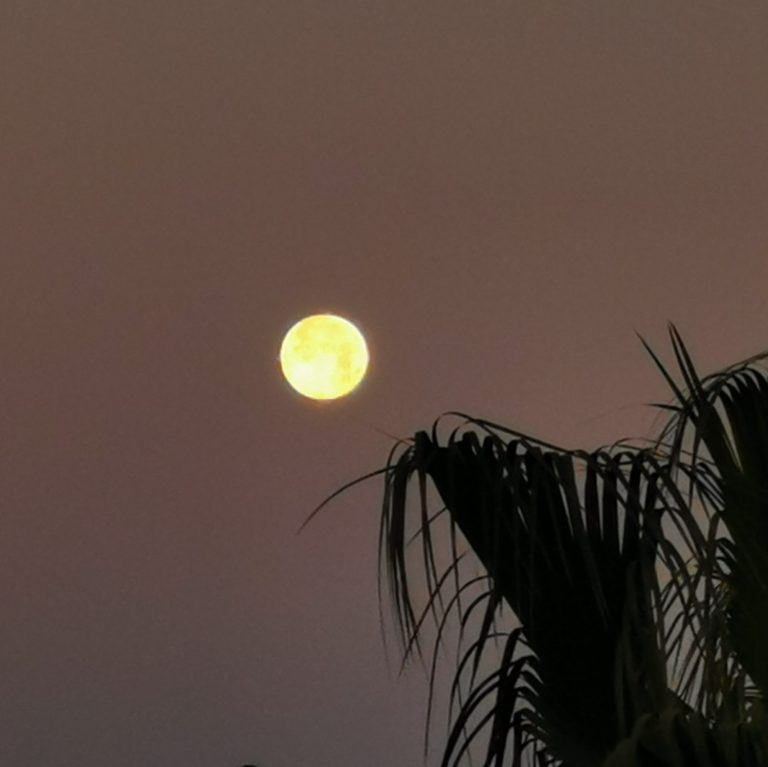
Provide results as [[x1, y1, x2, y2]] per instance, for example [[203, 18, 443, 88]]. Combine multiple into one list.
[[3, 2, 768, 765]]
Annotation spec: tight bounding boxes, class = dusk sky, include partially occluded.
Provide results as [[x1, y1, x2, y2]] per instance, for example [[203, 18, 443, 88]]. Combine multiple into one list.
[[3, 2, 768, 765]]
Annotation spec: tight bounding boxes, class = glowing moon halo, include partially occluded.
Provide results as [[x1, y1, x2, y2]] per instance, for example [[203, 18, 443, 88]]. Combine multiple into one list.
[[280, 314, 369, 400]]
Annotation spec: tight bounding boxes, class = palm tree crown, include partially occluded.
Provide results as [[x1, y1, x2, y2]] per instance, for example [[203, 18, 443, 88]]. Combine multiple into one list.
[[316, 326, 768, 766]]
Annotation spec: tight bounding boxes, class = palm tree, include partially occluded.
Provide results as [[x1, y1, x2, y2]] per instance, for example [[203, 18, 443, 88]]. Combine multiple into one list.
[[315, 325, 768, 766]]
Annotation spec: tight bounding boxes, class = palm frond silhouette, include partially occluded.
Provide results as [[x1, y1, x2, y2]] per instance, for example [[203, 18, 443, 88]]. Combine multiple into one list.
[[320, 325, 768, 766]]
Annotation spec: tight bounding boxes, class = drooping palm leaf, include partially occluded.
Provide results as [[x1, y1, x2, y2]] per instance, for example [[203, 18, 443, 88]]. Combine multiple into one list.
[[646, 327, 768, 703], [379, 420, 704, 766]]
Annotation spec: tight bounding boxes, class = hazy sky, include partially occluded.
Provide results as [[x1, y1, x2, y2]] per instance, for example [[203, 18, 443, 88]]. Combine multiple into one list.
[[3, 2, 768, 765]]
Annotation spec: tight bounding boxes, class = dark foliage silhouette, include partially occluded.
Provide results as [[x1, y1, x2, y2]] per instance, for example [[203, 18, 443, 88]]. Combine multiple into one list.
[[317, 326, 768, 766]]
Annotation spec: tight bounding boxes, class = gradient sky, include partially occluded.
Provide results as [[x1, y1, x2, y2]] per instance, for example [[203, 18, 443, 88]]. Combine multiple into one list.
[[3, 2, 768, 766]]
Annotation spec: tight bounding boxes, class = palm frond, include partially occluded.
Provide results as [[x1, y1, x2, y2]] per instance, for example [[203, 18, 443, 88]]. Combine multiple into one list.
[[379, 422, 706, 766], [320, 327, 768, 766], [649, 326, 768, 702]]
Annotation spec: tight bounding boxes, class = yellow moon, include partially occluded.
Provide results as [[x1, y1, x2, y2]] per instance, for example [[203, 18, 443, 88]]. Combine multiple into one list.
[[280, 314, 369, 400]]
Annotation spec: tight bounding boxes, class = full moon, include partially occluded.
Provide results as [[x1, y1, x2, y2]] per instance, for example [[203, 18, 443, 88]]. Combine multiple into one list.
[[279, 313, 369, 400]]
